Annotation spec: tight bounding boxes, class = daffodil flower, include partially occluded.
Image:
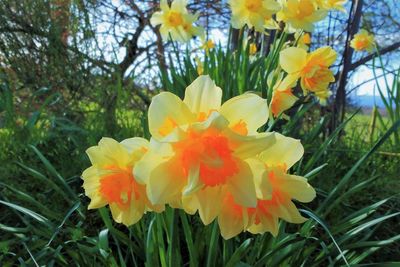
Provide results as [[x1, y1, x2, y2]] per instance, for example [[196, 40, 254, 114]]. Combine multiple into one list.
[[147, 75, 270, 141], [82, 138, 163, 226], [295, 31, 311, 50], [279, 46, 337, 103], [317, 0, 347, 12], [217, 134, 316, 239], [277, 0, 327, 32], [270, 80, 298, 117], [249, 43, 258, 55], [229, 0, 281, 32], [150, 0, 204, 42], [350, 29, 375, 52]]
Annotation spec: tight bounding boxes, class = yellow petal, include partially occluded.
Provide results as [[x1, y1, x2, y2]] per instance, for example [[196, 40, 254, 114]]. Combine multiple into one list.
[[82, 166, 107, 209], [218, 198, 248, 240], [86, 138, 129, 168], [150, 11, 164, 26], [182, 164, 202, 196], [220, 93, 269, 135], [146, 159, 186, 205], [133, 151, 163, 185], [248, 213, 279, 236], [231, 132, 276, 159], [171, 0, 187, 12], [228, 159, 257, 207], [120, 137, 149, 154], [148, 92, 195, 140], [193, 186, 225, 225], [258, 133, 303, 169], [183, 75, 222, 115], [246, 158, 272, 200], [278, 174, 316, 202], [182, 194, 199, 215], [276, 201, 307, 224], [280, 47, 307, 73], [109, 198, 145, 226]]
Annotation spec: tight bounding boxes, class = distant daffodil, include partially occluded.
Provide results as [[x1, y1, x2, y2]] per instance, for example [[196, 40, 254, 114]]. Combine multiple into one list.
[[317, 0, 347, 12], [279, 46, 337, 104], [277, 0, 327, 31], [150, 0, 204, 42], [229, 0, 281, 32], [350, 29, 375, 52]]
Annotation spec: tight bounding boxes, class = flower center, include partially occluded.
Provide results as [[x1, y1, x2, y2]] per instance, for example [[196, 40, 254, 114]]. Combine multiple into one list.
[[294, 0, 315, 18], [174, 128, 239, 187], [99, 166, 139, 209], [302, 67, 333, 92], [355, 37, 368, 49], [167, 11, 184, 27], [245, 0, 263, 12]]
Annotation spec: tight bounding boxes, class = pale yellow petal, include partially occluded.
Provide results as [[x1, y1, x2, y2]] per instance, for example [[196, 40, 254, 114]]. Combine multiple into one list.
[[258, 133, 303, 169], [228, 159, 257, 207], [220, 93, 269, 135], [120, 137, 149, 154], [82, 166, 107, 209], [194, 186, 225, 225], [231, 132, 276, 159], [278, 174, 316, 202], [86, 138, 129, 168], [246, 158, 272, 200], [150, 12, 164, 26], [218, 202, 248, 240], [183, 75, 222, 115], [148, 92, 195, 140], [248, 213, 279, 236], [276, 201, 307, 224], [109, 197, 145, 226], [146, 159, 186, 205], [280, 47, 307, 73]]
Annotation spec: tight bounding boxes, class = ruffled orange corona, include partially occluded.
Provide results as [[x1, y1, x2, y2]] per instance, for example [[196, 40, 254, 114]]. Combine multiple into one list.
[[82, 138, 163, 226]]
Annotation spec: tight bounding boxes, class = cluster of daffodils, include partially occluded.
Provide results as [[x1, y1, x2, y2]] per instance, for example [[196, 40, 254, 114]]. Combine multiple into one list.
[[151, 0, 349, 42], [82, 76, 316, 239], [82, 0, 377, 239]]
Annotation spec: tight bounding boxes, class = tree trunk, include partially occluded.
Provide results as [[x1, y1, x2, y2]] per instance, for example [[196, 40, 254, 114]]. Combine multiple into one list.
[[332, 0, 364, 129]]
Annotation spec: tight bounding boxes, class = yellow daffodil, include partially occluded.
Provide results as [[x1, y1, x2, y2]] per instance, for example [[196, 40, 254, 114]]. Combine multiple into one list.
[[279, 46, 337, 103], [277, 0, 327, 31], [195, 57, 204, 75], [317, 0, 347, 12], [249, 43, 258, 55], [218, 133, 316, 239], [295, 31, 311, 50], [82, 138, 163, 226], [229, 0, 281, 32], [350, 29, 375, 52], [270, 85, 298, 117], [134, 75, 275, 225], [202, 39, 215, 52], [150, 0, 204, 42]]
